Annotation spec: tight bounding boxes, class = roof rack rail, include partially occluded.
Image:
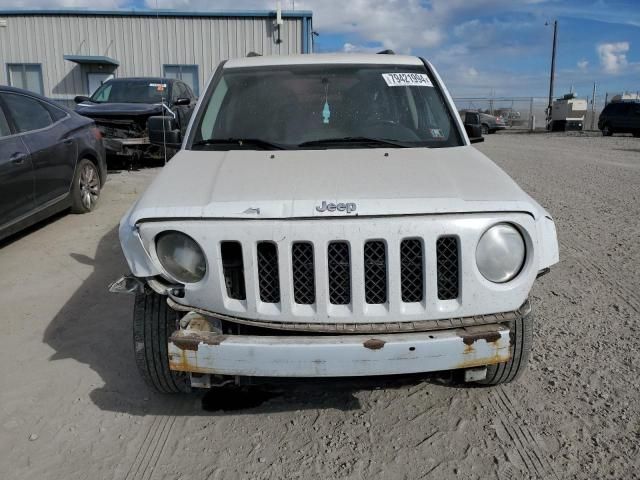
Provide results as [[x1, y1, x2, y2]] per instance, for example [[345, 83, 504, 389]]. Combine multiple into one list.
[[247, 51, 262, 57], [377, 49, 395, 55]]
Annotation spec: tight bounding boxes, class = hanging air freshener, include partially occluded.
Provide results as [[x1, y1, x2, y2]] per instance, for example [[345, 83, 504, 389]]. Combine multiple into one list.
[[322, 78, 330, 124]]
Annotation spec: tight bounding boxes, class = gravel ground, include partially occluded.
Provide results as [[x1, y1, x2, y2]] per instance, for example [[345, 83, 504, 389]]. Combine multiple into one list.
[[0, 132, 639, 480]]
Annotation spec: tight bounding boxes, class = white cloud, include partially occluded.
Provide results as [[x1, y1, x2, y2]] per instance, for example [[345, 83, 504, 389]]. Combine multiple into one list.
[[453, 19, 480, 37], [0, 0, 125, 6], [342, 42, 379, 53], [145, 0, 537, 53], [464, 67, 478, 78], [577, 59, 588, 71], [223, 0, 444, 52], [597, 41, 630, 74]]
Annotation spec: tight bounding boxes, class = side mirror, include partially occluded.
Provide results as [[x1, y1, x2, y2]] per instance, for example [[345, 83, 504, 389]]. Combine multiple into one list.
[[464, 124, 485, 144], [74, 95, 91, 104], [148, 116, 182, 148], [173, 97, 191, 106], [464, 112, 481, 125], [463, 112, 484, 144]]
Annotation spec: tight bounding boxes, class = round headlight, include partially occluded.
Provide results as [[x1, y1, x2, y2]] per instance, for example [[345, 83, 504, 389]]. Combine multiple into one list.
[[476, 223, 526, 283], [156, 231, 206, 283]]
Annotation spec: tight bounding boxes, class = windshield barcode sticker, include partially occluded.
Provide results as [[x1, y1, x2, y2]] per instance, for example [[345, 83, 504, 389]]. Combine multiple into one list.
[[382, 73, 433, 87]]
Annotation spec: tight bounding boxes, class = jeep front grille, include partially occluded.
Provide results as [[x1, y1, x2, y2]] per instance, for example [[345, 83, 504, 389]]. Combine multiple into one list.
[[400, 239, 424, 302], [364, 241, 387, 304], [257, 242, 280, 303], [436, 236, 459, 300], [327, 242, 351, 305], [292, 242, 315, 305], [219, 237, 460, 307], [140, 214, 534, 324]]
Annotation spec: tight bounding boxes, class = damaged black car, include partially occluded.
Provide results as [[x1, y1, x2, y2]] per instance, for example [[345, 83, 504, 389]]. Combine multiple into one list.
[[74, 77, 196, 162]]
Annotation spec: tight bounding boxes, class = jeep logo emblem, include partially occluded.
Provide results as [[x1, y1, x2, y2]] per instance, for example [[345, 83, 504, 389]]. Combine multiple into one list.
[[315, 201, 357, 214]]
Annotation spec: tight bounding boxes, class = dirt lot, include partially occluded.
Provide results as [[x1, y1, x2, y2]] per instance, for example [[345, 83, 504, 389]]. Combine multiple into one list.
[[1, 132, 639, 480]]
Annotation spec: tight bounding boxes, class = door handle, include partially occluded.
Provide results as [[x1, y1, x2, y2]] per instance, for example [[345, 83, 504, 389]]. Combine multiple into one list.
[[63, 139, 74, 145], [9, 152, 27, 165]]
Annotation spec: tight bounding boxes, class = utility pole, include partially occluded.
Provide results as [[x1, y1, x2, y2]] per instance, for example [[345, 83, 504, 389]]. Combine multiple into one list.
[[590, 82, 597, 131], [546, 20, 558, 128], [529, 97, 535, 131]]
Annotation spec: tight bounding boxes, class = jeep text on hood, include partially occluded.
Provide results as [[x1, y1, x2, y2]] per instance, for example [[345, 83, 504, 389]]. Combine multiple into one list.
[[113, 53, 559, 391]]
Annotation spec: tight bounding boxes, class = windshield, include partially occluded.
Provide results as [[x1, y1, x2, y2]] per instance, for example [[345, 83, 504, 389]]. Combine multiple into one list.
[[189, 64, 463, 150], [90, 80, 169, 104]]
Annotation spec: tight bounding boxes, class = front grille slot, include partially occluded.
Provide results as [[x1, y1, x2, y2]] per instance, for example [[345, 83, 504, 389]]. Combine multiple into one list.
[[437, 236, 459, 300], [328, 242, 351, 305], [292, 242, 315, 305], [364, 241, 387, 304], [400, 239, 424, 302], [221, 241, 246, 300], [257, 242, 280, 303]]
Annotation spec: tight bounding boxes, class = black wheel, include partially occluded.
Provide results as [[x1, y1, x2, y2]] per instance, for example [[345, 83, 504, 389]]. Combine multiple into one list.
[[71, 158, 101, 213], [476, 309, 534, 385], [481, 124, 489, 135], [633, 131, 640, 138], [133, 290, 190, 393], [602, 124, 613, 136]]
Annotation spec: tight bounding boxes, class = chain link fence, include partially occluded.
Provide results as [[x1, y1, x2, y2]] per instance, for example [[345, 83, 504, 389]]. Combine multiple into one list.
[[453, 92, 639, 132], [453, 97, 549, 131]]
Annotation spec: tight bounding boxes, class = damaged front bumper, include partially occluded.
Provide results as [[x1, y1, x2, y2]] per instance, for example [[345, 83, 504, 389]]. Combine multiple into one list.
[[111, 275, 521, 380], [168, 323, 511, 378], [103, 136, 150, 154]]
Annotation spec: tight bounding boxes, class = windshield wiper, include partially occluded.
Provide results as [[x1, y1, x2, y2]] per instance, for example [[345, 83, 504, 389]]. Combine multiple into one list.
[[297, 136, 412, 148], [191, 138, 288, 150]]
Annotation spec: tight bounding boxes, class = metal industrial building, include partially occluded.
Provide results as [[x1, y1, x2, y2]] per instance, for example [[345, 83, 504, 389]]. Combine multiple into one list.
[[0, 9, 313, 106]]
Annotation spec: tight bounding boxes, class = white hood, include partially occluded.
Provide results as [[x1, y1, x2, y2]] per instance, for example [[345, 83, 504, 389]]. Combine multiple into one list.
[[127, 146, 546, 224]]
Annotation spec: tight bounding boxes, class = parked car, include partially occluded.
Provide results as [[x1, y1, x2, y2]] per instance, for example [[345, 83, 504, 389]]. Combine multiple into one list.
[[74, 77, 197, 161], [111, 53, 559, 393], [0, 86, 106, 242], [598, 100, 640, 137], [459, 110, 506, 134], [479, 112, 507, 134]]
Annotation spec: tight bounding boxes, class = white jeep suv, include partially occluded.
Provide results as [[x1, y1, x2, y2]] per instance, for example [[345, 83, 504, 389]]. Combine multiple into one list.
[[113, 53, 559, 392]]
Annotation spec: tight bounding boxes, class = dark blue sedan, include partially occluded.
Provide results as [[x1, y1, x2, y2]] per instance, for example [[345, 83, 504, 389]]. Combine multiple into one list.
[[0, 86, 106, 242]]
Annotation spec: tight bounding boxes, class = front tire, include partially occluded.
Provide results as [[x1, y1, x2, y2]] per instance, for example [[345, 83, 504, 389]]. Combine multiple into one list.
[[133, 290, 190, 393], [602, 124, 613, 136], [481, 124, 489, 135], [476, 309, 534, 385], [71, 158, 101, 213]]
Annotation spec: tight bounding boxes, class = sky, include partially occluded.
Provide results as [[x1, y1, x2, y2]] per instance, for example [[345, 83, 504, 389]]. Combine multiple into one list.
[[1, 0, 639, 99]]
